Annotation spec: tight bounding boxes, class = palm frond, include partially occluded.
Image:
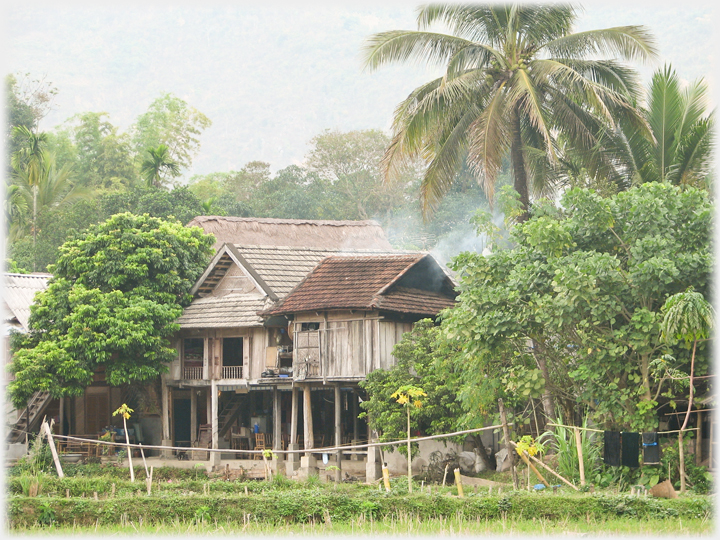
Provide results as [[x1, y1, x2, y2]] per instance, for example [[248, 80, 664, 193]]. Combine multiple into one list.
[[363, 30, 474, 71], [543, 26, 658, 62], [466, 87, 512, 201]]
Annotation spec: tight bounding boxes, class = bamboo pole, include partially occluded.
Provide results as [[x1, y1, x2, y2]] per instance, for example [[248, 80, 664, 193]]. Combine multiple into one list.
[[381, 465, 391, 492], [139, 444, 149, 478], [498, 399, 519, 490], [574, 427, 586, 486], [454, 468, 464, 498], [511, 440, 579, 491], [42, 421, 64, 478], [518, 451, 549, 487]]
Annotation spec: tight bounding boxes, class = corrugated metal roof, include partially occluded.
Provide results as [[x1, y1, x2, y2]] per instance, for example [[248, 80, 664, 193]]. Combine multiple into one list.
[[2, 273, 51, 332]]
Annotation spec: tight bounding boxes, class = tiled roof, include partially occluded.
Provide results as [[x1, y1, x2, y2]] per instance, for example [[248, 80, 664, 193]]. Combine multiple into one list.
[[374, 286, 456, 315], [180, 246, 405, 328], [263, 254, 456, 317], [2, 273, 51, 332], [176, 294, 270, 328]]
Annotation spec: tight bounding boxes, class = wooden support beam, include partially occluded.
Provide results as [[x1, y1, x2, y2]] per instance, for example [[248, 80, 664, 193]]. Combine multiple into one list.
[[303, 384, 314, 455], [290, 386, 298, 445], [161, 383, 170, 442], [190, 390, 198, 445], [273, 387, 281, 451], [335, 385, 342, 483]]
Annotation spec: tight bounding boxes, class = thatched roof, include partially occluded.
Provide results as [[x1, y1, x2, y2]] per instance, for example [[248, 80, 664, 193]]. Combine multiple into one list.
[[186, 216, 393, 251]]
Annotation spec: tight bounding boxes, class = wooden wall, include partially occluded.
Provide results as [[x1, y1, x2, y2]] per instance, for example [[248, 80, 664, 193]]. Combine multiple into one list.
[[293, 311, 412, 380]]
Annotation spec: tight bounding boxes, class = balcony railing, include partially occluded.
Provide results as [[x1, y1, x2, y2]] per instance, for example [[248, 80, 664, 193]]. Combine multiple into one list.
[[221, 366, 243, 379], [183, 366, 204, 380]]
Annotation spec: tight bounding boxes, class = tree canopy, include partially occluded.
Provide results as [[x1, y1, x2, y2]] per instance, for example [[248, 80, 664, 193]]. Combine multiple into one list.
[[8, 213, 215, 408], [442, 182, 712, 431]]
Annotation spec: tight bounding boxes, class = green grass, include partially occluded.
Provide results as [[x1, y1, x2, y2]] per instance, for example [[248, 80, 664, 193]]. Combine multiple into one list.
[[8, 515, 713, 536]]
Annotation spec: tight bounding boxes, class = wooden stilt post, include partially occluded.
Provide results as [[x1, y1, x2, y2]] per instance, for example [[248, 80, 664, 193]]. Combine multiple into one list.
[[190, 389, 198, 446], [498, 399, 518, 490], [290, 386, 298, 445], [574, 427, 586, 486], [334, 385, 342, 483], [696, 411, 704, 467], [303, 384, 314, 456]]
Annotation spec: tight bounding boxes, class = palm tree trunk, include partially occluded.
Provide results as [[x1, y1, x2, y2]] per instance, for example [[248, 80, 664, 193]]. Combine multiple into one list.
[[32, 184, 38, 272], [510, 106, 530, 222]]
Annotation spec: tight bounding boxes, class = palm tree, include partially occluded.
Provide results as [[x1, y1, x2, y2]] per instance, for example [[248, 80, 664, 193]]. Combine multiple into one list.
[[12, 152, 86, 234], [615, 65, 714, 188], [363, 4, 657, 220], [661, 288, 713, 493], [140, 144, 180, 188]]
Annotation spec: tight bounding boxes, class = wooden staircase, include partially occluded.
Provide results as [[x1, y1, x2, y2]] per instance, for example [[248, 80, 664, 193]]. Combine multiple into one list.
[[217, 393, 245, 438], [6, 391, 53, 443]]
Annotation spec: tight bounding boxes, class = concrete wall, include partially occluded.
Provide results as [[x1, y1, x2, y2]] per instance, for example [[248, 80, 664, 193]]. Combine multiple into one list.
[[383, 439, 464, 476]]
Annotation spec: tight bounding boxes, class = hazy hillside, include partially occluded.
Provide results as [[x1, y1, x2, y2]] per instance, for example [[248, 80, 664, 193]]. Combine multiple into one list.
[[5, 2, 716, 180]]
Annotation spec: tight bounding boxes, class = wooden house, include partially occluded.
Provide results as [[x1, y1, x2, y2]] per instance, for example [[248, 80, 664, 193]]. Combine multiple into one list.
[[162, 217, 457, 476], [260, 253, 457, 476], [161, 217, 401, 465]]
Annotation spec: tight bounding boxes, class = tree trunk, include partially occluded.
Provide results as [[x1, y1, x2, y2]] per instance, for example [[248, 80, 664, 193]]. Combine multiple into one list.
[[679, 340, 698, 494], [471, 434, 497, 471], [533, 340, 555, 424], [510, 106, 530, 222]]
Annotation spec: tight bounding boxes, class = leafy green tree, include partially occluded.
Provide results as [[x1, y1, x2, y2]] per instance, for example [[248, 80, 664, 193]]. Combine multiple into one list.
[[7, 199, 103, 273], [100, 186, 205, 225], [140, 144, 181, 188], [250, 165, 333, 220], [131, 93, 211, 173], [443, 183, 712, 432], [363, 4, 656, 219], [51, 112, 138, 191], [306, 129, 411, 221], [5, 73, 57, 159], [8, 213, 215, 408], [360, 320, 496, 471]]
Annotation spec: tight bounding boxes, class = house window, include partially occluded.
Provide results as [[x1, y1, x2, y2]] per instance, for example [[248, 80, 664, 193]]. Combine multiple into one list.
[[301, 322, 320, 331], [183, 338, 204, 380], [183, 339, 204, 364]]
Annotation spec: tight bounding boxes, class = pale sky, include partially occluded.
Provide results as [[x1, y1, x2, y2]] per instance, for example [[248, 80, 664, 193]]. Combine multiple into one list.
[[3, 1, 717, 180]]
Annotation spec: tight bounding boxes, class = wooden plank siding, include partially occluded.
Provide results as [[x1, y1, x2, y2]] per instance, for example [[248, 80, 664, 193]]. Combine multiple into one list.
[[293, 311, 413, 380]]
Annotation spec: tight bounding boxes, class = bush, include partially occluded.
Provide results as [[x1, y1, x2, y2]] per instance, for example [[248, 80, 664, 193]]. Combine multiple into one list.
[[7, 490, 713, 528]]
